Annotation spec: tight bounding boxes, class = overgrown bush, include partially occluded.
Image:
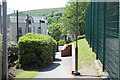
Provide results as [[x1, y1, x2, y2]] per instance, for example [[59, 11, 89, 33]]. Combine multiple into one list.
[[58, 40, 66, 46], [8, 41, 18, 68], [18, 33, 57, 69]]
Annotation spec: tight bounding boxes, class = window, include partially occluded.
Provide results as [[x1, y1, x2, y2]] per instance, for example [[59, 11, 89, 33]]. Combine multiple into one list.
[[38, 27, 41, 33], [33, 26, 35, 33], [18, 27, 22, 37], [28, 27, 32, 33]]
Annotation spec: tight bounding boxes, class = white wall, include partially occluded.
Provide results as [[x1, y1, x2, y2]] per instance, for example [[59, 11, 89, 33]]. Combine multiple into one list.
[[32, 23, 39, 34], [9, 16, 48, 42], [9, 23, 26, 42], [41, 23, 48, 35], [32, 23, 48, 35]]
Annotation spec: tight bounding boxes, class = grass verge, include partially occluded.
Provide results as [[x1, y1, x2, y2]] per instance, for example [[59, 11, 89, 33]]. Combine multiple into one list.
[[73, 39, 96, 69], [15, 70, 39, 78], [9, 67, 40, 78]]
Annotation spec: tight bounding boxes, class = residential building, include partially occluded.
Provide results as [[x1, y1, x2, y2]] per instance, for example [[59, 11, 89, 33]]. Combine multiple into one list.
[[8, 12, 48, 42], [33, 16, 48, 35]]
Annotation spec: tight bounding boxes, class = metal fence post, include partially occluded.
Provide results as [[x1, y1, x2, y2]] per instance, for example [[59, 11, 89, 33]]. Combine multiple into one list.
[[90, 2, 92, 48], [92, 2, 94, 52], [103, 2, 106, 72], [17, 10, 19, 42], [96, 2, 99, 60], [2, 0, 8, 79]]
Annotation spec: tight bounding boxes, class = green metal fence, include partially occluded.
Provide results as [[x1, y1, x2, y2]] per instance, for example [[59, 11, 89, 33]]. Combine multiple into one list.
[[85, 2, 119, 80]]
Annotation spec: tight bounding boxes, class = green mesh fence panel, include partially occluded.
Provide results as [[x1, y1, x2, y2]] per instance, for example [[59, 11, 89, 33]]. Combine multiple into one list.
[[85, 5, 91, 44], [97, 2, 105, 64], [93, 2, 98, 54], [105, 2, 119, 79], [85, 7, 88, 42], [91, 3, 94, 50], [89, 4, 92, 47], [85, 2, 119, 80]]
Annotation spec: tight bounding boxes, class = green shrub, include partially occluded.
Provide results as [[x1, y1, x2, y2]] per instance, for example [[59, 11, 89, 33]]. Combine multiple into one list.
[[0, 35, 19, 68], [78, 35, 85, 39], [58, 40, 66, 46], [8, 41, 18, 68], [18, 33, 57, 69], [66, 39, 73, 44], [73, 35, 85, 41]]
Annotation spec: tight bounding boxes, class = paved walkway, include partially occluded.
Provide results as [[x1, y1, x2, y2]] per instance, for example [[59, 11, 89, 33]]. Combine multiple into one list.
[[34, 51, 74, 78], [34, 46, 107, 79]]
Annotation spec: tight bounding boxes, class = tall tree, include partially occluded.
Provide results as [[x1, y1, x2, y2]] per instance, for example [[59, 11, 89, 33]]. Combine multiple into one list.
[[60, 2, 89, 36], [48, 23, 62, 41]]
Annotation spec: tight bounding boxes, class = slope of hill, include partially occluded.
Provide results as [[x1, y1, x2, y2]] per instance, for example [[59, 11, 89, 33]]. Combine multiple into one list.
[[22, 7, 64, 16]]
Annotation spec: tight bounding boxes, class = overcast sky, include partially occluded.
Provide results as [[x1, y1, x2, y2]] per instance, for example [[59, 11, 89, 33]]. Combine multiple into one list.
[[7, 0, 67, 11]]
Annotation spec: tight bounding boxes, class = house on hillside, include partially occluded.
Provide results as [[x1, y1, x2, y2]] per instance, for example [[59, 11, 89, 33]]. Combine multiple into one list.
[[8, 12, 48, 42]]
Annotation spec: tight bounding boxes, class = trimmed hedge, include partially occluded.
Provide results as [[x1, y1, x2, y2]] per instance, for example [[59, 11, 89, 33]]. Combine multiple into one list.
[[18, 33, 57, 69], [58, 40, 66, 46]]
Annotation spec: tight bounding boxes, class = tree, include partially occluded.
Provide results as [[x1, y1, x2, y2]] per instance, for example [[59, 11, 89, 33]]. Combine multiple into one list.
[[47, 2, 89, 40], [46, 11, 63, 25], [60, 2, 89, 36], [48, 23, 62, 41], [48, 23, 62, 51]]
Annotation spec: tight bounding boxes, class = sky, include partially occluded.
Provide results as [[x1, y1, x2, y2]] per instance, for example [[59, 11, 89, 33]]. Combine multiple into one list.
[[7, 0, 67, 12]]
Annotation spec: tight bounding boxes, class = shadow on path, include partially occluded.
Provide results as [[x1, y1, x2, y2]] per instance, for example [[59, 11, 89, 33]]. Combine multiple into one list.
[[40, 58, 62, 72], [54, 58, 62, 62], [34, 52, 73, 78], [40, 63, 60, 72], [23, 58, 61, 72]]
